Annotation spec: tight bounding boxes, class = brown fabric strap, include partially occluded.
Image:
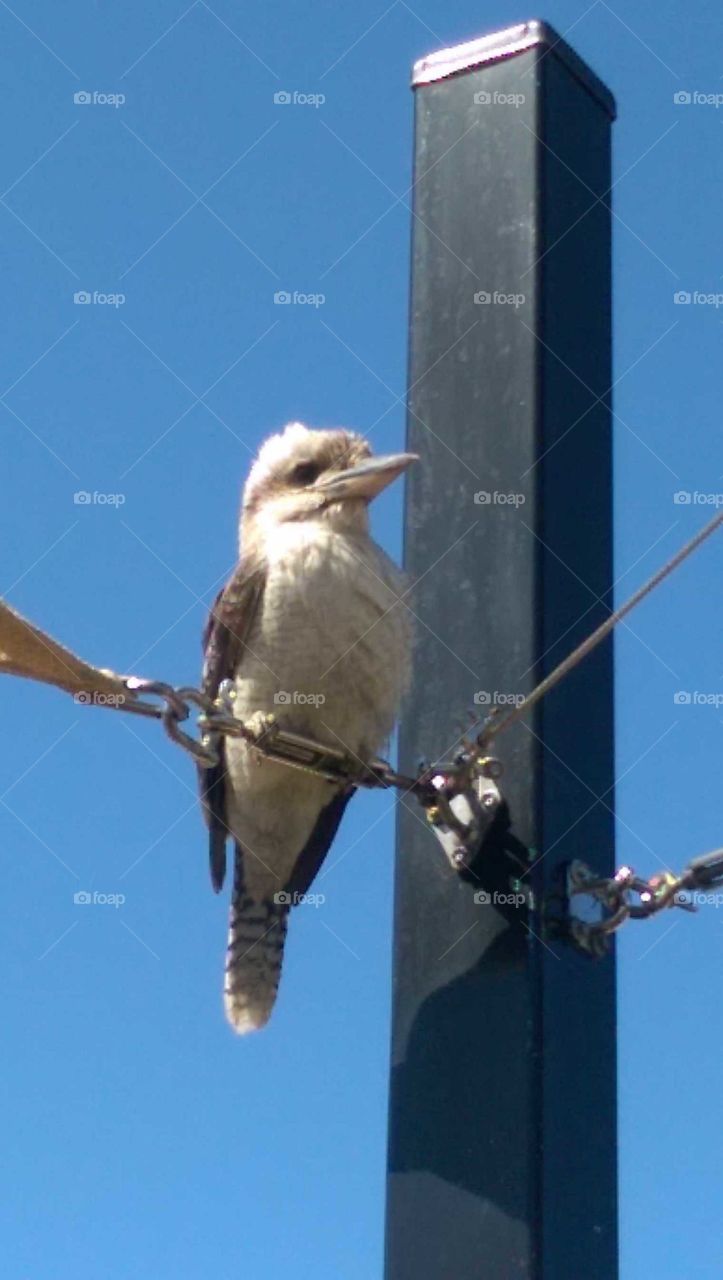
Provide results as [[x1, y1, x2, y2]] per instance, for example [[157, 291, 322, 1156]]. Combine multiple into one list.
[[0, 598, 129, 699]]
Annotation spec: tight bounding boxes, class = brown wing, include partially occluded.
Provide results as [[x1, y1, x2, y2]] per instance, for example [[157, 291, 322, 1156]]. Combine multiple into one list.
[[284, 787, 355, 898], [199, 559, 266, 892], [200, 556, 356, 901]]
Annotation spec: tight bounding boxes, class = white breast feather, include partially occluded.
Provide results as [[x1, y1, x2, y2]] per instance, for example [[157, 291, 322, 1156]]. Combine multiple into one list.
[[224, 521, 410, 895]]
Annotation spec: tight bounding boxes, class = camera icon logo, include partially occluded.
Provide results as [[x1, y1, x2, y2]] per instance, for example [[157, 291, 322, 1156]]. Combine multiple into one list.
[[274, 91, 292, 105], [74, 291, 91, 305], [473, 691, 491, 705], [673, 91, 692, 105], [74, 890, 92, 904], [473, 891, 491, 905], [274, 291, 292, 305], [474, 491, 491, 505], [473, 291, 491, 304], [274, 690, 291, 705], [74, 90, 92, 105], [473, 91, 491, 105], [73, 491, 91, 504], [673, 290, 691, 305], [673, 691, 691, 705], [673, 491, 691, 504], [273, 891, 293, 905]]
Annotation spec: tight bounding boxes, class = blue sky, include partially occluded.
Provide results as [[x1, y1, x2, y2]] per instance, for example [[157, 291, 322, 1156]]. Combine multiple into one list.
[[1, 2, 721, 1277]]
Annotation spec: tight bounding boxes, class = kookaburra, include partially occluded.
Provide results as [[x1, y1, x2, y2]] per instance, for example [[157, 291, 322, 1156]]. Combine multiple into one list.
[[199, 423, 416, 1033]]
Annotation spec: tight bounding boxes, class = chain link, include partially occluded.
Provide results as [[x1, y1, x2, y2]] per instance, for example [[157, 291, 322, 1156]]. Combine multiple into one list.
[[565, 849, 723, 954], [119, 678, 723, 952]]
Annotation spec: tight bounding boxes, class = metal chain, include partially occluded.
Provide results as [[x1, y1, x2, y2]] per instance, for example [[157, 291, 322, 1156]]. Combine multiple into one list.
[[118, 677, 723, 954], [564, 848, 723, 955], [124, 675, 434, 789], [118, 676, 504, 867]]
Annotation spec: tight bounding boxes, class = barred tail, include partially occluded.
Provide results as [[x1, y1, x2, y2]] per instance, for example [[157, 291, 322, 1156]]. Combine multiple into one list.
[[224, 856, 289, 1034]]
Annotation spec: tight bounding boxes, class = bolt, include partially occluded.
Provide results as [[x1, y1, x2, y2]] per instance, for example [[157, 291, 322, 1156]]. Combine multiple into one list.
[[481, 790, 497, 809]]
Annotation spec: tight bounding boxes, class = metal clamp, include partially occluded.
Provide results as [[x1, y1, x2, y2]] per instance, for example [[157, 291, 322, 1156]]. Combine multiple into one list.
[[423, 752, 504, 870], [562, 854, 722, 956]]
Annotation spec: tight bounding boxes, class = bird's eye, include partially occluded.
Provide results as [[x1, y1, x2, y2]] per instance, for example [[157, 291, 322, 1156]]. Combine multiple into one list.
[[290, 461, 320, 486]]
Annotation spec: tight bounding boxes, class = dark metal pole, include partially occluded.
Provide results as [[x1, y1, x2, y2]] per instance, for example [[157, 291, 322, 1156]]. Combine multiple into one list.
[[386, 22, 617, 1280]]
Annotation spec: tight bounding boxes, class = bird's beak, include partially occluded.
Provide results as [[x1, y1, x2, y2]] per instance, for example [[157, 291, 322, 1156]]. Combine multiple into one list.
[[313, 452, 418, 502]]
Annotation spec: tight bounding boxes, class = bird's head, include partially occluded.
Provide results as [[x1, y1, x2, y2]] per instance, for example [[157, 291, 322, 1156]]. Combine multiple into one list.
[[241, 422, 416, 543]]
